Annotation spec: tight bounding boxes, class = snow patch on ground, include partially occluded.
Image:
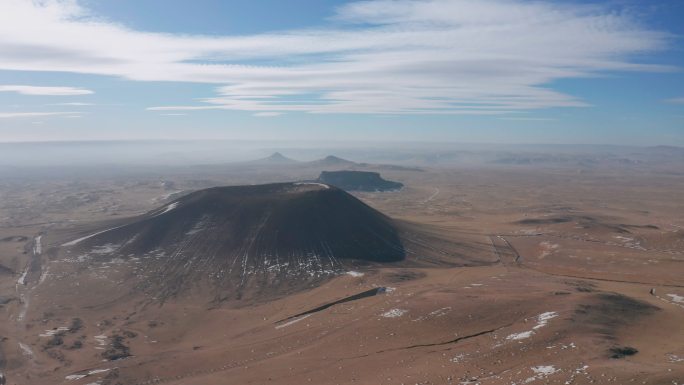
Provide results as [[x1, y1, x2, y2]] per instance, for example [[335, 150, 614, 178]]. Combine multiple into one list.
[[38, 265, 50, 285], [39, 326, 69, 337], [17, 293, 28, 321], [346, 271, 364, 277], [506, 311, 558, 341], [533, 311, 558, 330], [62, 225, 126, 247], [413, 307, 451, 322], [94, 334, 108, 348], [17, 266, 28, 286], [88, 368, 111, 375], [18, 342, 33, 357], [65, 374, 87, 380], [381, 309, 408, 318], [667, 354, 684, 363], [538, 241, 559, 258], [64, 368, 111, 383], [63, 242, 125, 265], [520, 366, 559, 383], [185, 215, 210, 235], [152, 202, 178, 217], [91, 243, 120, 254], [507, 331, 534, 341], [294, 182, 329, 189], [563, 365, 590, 384], [33, 235, 42, 255], [546, 342, 576, 350], [667, 294, 684, 304], [613, 235, 644, 249], [449, 353, 468, 363], [275, 314, 311, 329], [532, 366, 558, 376]]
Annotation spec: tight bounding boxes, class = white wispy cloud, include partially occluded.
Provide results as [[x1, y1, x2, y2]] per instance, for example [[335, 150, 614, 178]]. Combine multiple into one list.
[[253, 112, 282, 117], [498, 117, 557, 121], [0, 111, 82, 118], [0, 0, 672, 115], [0, 85, 93, 96], [665, 97, 684, 104], [50, 102, 94, 106]]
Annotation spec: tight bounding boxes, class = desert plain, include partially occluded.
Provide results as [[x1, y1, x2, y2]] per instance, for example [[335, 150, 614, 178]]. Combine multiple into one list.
[[0, 147, 683, 385]]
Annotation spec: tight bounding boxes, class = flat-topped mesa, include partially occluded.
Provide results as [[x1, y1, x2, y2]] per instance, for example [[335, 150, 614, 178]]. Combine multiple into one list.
[[317, 170, 403, 192]]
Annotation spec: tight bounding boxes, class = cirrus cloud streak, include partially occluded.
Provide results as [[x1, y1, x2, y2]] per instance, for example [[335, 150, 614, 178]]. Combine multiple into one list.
[[0, 111, 82, 118], [0, 85, 93, 96], [0, 0, 673, 115], [665, 97, 684, 104]]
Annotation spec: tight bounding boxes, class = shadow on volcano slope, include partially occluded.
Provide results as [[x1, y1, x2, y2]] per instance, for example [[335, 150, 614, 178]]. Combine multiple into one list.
[[56, 183, 492, 302]]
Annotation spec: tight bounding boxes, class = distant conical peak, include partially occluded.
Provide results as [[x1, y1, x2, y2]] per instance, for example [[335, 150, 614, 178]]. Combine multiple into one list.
[[319, 155, 353, 163], [257, 152, 297, 163]]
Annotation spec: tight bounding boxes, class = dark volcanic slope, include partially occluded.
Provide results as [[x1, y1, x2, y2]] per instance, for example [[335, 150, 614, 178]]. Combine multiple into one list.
[[133, 183, 404, 263], [60, 183, 405, 298], [318, 170, 403, 192], [59, 183, 492, 300]]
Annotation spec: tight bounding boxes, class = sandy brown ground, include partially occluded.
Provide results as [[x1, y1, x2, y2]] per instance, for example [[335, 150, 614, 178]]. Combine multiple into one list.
[[1, 164, 683, 384]]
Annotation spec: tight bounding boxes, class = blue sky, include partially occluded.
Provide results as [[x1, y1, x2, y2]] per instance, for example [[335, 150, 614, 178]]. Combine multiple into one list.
[[0, 0, 682, 145]]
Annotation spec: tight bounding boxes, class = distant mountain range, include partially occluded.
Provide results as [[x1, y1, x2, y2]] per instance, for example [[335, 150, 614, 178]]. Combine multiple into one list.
[[249, 152, 422, 171]]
